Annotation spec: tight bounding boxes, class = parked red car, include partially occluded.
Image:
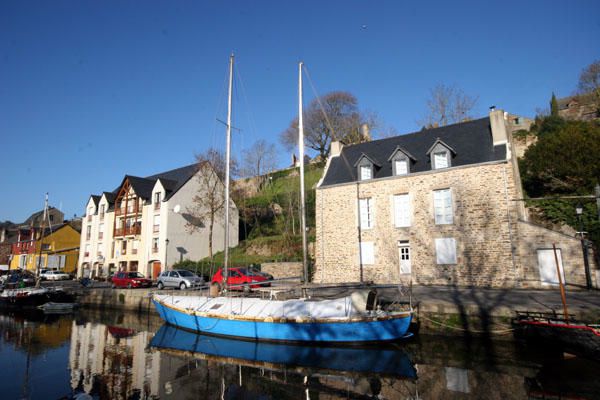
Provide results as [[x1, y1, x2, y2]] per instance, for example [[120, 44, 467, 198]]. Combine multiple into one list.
[[111, 271, 152, 289], [211, 267, 269, 292]]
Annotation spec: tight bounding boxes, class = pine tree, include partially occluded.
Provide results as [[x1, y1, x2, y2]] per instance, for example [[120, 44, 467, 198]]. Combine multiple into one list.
[[550, 92, 559, 117]]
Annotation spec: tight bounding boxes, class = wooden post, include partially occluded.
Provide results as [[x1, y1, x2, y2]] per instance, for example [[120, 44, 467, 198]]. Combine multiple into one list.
[[553, 243, 569, 323]]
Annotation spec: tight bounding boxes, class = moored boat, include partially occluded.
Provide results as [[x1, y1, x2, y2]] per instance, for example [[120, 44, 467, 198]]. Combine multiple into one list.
[[153, 290, 412, 343], [0, 287, 75, 309]]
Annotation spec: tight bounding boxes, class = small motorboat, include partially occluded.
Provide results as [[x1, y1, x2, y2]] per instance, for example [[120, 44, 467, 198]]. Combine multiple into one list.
[[37, 302, 77, 313]]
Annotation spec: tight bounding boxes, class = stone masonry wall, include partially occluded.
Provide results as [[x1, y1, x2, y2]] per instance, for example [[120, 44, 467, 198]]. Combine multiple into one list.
[[315, 161, 522, 287], [515, 220, 596, 289]]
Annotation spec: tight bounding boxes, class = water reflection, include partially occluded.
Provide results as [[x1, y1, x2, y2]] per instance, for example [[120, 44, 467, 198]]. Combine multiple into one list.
[[1, 310, 599, 399]]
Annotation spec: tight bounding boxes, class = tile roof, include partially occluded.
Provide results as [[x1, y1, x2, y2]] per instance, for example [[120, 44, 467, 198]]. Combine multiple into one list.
[[320, 117, 506, 187]]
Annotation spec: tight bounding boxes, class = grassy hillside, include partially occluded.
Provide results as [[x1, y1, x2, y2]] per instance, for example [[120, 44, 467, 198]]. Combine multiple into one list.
[[174, 164, 324, 270]]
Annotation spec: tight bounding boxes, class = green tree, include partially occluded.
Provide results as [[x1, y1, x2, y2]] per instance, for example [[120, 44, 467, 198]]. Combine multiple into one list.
[[550, 92, 559, 117], [520, 118, 600, 245]]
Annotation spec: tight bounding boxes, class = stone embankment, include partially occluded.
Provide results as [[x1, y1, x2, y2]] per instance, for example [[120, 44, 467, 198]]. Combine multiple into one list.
[[75, 284, 600, 337]]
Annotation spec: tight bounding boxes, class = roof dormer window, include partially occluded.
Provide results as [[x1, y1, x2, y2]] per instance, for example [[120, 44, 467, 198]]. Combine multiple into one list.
[[388, 146, 416, 176], [360, 165, 372, 180], [354, 153, 380, 181], [433, 151, 449, 169], [426, 139, 455, 170]]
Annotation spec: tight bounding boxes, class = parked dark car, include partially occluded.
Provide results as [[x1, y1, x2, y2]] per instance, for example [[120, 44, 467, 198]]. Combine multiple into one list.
[[3, 270, 36, 289], [111, 272, 152, 289], [211, 267, 269, 292]]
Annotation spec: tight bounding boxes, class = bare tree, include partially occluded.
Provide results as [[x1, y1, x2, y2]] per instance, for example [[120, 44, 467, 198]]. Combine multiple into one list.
[[280, 91, 371, 161], [185, 148, 237, 260], [577, 59, 600, 109], [242, 139, 278, 177], [419, 84, 478, 128], [578, 60, 600, 94]]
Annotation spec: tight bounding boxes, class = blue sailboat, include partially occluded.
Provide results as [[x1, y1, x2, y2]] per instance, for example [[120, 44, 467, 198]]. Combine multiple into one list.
[[152, 57, 413, 344]]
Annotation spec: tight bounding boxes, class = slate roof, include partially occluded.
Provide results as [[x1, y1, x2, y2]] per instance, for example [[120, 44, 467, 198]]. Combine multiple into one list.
[[320, 117, 506, 187], [90, 195, 100, 208], [93, 163, 200, 207]]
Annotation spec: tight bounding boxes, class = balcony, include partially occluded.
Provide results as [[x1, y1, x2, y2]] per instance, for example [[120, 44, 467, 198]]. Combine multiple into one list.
[[114, 225, 141, 237], [115, 207, 126, 216]]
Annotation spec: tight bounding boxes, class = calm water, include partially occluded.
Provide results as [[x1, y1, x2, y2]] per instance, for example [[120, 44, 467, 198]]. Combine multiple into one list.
[[0, 309, 599, 400]]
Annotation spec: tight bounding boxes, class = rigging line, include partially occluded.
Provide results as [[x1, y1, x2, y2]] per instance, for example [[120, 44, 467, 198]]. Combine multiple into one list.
[[234, 64, 259, 153], [303, 65, 337, 141], [211, 63, 231, 153]]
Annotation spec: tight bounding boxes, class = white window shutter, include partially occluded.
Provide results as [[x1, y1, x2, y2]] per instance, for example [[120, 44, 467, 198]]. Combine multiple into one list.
[[434, 151, 448, 169], [394, 194, 411, 227], [360, 242, 375, 265], [359, 198, 372, 229], [436, 238, 457, 264], [434, 189, 453, 224], [395, 159, 408, 175]]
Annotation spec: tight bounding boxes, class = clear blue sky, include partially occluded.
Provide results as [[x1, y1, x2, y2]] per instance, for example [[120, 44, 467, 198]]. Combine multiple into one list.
[[1, 0, 599, 222]]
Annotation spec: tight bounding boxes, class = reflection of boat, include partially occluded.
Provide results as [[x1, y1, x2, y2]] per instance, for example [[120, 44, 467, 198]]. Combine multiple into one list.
[[153, 56, 413, 343], [107, 326, 136, 339], [0, 287, 75, 309], [514, 311, 600, 361], [150, 324, 417, 378], [37, 302, 77, 313]]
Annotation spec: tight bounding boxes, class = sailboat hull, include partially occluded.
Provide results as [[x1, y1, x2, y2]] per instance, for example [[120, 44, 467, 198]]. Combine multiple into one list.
[[153, 296, 412, 343]]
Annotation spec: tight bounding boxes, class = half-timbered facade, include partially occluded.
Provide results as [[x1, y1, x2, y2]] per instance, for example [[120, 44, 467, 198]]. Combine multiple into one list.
[[78, 163, 238, 279]]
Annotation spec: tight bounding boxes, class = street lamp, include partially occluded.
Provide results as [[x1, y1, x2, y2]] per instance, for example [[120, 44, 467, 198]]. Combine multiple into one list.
[[575, 203, 592, 289], [165, 238, 170, 272]]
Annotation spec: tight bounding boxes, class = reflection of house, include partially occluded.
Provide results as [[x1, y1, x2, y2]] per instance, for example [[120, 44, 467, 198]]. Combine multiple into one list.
[[8, 223, 80, 273], [315, 109, 593, 288], [69, 322, 160, 399], [78, 163, 238, 279]]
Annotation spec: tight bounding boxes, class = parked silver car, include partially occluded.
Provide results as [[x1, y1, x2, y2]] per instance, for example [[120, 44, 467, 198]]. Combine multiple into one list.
[[157, 269, 204, 290]]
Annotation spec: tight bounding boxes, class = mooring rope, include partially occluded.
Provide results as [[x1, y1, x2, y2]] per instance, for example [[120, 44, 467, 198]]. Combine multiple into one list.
[[418, 314, 515, 334]]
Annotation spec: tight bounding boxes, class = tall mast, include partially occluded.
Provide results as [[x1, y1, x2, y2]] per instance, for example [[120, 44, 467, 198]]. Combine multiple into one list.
[[298, 62, 309, 283], [36, 193, 48, 280], [223, 53, 234, 286]]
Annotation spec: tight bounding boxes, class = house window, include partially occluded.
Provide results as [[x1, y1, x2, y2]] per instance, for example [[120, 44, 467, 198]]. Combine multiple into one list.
[[111, 241, 115, 258], [154, 192, 161, 210], [98, 223, 104, 240], [84, 244, 90, 257], [394, 159, 408, 176], [100, 205, 105, 220], [152, 238, 159, 253], [360, 165, 372, 180], [433, 151, 449, 169], [132, 240, 139, 255], [97, 244, 103, 257], [435, 238, 457, 264], [49, 214, 54, 222], [359, 198, 373, 229], [41, 243, 50, 251], [86, 225, 91, 241], [433, 189, 453, 224], [153, 215, 160, 233], [121, 240, 127, 255], [393, 194, 411, 227], [360, 242, 375, 265]]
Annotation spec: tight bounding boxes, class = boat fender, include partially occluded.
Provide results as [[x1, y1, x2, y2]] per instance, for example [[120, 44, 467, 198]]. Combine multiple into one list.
[[366, 290, 377, 311], [264, 317, 274, 322]]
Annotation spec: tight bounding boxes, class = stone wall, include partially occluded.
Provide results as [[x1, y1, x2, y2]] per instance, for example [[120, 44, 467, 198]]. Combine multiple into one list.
[[315, 160, 590, 289], [515, 220, 596, 288], [261, 261, 303, 280]]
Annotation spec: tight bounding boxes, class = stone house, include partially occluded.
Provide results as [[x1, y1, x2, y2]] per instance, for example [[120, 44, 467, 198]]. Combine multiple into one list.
[[557, 93, 599, 121], [78, 162, 238, 279], [314, 109, 594, 288]]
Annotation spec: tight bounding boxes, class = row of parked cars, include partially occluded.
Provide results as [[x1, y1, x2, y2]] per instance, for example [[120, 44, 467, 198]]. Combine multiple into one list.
[[110, 267, 273, 291]]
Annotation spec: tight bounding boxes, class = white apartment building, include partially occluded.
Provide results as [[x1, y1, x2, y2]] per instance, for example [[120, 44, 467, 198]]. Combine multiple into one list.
[[77, 163, 238, 279]]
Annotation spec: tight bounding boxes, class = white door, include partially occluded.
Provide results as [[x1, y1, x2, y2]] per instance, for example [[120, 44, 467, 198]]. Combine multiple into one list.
[[398, 242, 411, 275], [537, 249, 565, 285]]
